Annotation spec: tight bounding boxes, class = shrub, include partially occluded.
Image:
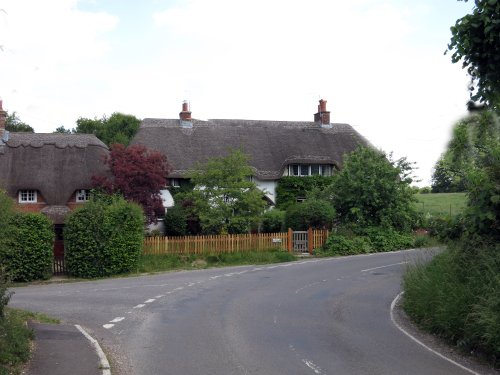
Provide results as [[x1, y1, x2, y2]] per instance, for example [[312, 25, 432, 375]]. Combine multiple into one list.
[[404, 243, 500, 366], [164, 205, 188, 236], [0, 268, 12, 319], [322, 234, 372, 256], [360, 227, 414, 252], [285, 199, 335, 230], [260, 209, 285, 233], [65, 195, 144, 278], [4, 213, 53, 282]]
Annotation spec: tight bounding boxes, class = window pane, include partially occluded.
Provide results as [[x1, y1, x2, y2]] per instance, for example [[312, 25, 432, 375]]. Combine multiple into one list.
[[292, 165, 299, 176], [322, 165, 332, 176], [311, 165, 320, 175], [300, 165, 309, 176]]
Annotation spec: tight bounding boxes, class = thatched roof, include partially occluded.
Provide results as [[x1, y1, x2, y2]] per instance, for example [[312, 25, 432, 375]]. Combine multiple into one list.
[[0, 133, 109, 206], [131, 119, 369, 180]]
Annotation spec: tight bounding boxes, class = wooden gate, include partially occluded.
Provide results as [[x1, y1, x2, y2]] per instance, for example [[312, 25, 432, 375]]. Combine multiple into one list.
[[53, 224, 67, 275], [292, 231, 309, 252]]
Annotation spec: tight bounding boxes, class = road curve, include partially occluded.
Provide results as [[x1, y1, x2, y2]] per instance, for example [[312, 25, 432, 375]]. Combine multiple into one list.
[[10, 249, 483, 375]]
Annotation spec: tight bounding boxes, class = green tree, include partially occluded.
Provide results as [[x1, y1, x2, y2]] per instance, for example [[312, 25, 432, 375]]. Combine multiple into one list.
[[53, 126, 73, 134], [447, 0, 500, 108], [185, 149, 267, 234], [75, 112, 141, 146], [5, 112, 34, 133], [330, 147, 418, 231], [431, 155, 466, 193]]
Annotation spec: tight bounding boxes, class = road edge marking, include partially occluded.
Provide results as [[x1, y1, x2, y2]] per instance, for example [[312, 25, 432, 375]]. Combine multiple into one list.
[[390, 292, 479, 375], [75, 324, 112, 375]]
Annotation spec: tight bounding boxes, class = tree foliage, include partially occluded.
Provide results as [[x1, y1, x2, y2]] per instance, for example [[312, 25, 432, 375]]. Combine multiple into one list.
[[53, 126, 72, 134], [449, 111, 500, 240], [184, 149, 267, 234], [75, 112, 141, 146], [5, 112, 34, 133], [92, 144, 170, 223], [329, 147, 418, 231], [431, 155, 467, 193], [276, 176, 335, 210], [447, 0, 500, 108]]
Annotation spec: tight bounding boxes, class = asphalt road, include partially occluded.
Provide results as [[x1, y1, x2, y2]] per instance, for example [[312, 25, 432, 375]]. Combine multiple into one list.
[[9, 249, 484, 375]]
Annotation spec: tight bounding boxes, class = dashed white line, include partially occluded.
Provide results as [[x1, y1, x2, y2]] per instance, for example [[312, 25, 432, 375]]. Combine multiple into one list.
[[302, 359, 325, 375], [110, 317, 125, 323], [144, 299, 156, 303], [103, 324, 114, 329], [133, 304, 146, 309], [390, 292, 479, 375], [361, 261, 408, 273]]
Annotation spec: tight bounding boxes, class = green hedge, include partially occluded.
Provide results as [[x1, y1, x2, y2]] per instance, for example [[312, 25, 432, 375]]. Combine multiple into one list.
[[4, 213, 54, 282], [64, 195, 144, 278], [260, 209, 285, 233], [320, 226, 415, 256], [164, 205, 188, 236], [285, 199, 335, 230]]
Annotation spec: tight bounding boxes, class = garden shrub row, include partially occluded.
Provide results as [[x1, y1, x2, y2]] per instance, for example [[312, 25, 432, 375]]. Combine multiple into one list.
[[0, 188, 54, 282], [319, 226, 417, 256], [64, 195, 144, 278]]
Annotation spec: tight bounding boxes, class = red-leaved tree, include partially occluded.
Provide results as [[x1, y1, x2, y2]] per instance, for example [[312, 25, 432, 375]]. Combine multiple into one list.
[[92, 144, 171, 223]]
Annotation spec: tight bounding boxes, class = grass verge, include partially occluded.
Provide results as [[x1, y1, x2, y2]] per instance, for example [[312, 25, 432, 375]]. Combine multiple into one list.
[[137, 249, 297, 273], [403, 244, 500, 368], [0, 308, 58, 375]]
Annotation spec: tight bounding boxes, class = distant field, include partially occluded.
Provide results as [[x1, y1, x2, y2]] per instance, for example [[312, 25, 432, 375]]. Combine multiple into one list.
[[414, 193, 467, 217]]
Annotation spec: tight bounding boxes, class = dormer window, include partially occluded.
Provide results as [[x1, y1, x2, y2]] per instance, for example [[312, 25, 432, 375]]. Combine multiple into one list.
[[288, 164, 334, 177], [19, 190, 37, 203], [76, 189, 90, 202]]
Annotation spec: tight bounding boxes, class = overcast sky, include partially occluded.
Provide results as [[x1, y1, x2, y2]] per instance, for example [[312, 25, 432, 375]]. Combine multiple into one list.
[[0, 0, 474, 186]]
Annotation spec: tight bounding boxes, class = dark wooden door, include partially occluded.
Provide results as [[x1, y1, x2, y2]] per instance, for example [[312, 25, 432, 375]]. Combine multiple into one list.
[[53, 224, 67, 275]]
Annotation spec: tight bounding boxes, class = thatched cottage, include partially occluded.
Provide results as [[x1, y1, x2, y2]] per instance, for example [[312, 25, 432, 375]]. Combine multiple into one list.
[[131, 100, 368, 206], [0, 100, 109, 267]]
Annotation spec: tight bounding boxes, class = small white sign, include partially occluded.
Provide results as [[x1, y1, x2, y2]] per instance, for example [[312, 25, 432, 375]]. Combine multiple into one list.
[[272, 238, 282, 243]]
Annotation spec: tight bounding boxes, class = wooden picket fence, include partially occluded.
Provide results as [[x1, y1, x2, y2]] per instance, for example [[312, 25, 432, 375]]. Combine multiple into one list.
[[143, 229, 329, 255]]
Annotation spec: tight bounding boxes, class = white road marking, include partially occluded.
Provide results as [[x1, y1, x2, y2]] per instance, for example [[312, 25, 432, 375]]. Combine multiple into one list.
[[76, 325, 111, 375], [133, 304, 146, 309], [144, 299, 155, 303], [390, 292, 479, 375], [187, 283, 195, 287], [155, 295, 164, 298], [361, 261, 408, 272], [110, 317, 125, 323], [103, 324, 114, 329], [302, 359, 325, 375], [174, 286, 184, 291]]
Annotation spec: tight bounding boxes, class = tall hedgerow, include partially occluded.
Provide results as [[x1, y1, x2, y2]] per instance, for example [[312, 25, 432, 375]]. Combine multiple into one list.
[[64, 194, 144, 278], [5, 213, 54, 282]]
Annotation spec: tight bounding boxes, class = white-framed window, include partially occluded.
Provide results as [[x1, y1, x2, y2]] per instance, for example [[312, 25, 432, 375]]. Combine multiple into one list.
[[76, 189, 90, 202], [288, 164, 335, 177], [169, 178, 180, 188], [18, 190, 37, 203]]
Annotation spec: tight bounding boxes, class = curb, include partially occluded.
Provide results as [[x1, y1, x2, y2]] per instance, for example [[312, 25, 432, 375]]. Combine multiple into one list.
[[75, 325, 111, 375]]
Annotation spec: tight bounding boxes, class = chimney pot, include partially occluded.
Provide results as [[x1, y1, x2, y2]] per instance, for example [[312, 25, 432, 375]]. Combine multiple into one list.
[[179, 100, 192, 121], [314, 99, 331, 127]]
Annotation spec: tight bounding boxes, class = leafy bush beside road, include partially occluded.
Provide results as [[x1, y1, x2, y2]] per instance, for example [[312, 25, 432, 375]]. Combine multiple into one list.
[[3, 213, 54, 282], [65, 195, 144, 278]]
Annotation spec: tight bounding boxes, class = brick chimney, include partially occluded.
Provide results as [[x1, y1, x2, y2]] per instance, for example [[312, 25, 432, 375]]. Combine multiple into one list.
[[0, 99, 6, 140], [179, 100, 192, 121], [314, 99, 331, 127]]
